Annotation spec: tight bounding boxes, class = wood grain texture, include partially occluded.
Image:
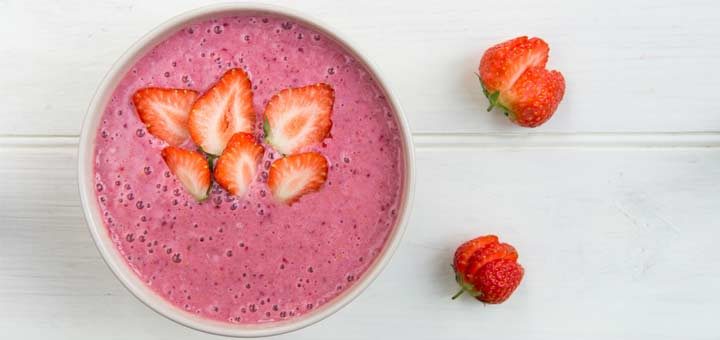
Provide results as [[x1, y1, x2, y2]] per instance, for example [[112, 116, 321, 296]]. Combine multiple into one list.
[[1, 143, 719, 339], [1, 0, 720, 135]]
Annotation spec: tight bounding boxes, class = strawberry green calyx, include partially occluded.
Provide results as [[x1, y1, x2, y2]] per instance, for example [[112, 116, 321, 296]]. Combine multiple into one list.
[[263, 117, 272, 141], [198, 147, 218, 171], [482, 86, 500, 112], [451, 267, 481, 300], [477, 74, 510, 115], [263, 117, 285, 157]]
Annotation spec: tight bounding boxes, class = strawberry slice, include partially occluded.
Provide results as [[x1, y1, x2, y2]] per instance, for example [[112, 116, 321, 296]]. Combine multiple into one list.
[[214, 133, 265, 197], [479, 36, 549, 93], [464, 242, 518, 281], [161, 146, 211, 201], [268, 152, 328, 204], [453, 235, 498, 274], [132, 88, 198, 146], [188, 68, 256, 156], [263, 83, 334, 155]]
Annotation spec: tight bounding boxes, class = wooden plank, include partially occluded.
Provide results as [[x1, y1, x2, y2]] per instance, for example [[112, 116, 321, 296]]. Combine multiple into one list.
[[1, 141, 718, 339], [1, 0, 720, 135]]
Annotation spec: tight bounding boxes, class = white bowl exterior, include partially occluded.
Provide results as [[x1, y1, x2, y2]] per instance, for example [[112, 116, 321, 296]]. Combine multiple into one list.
[[78, 3, 415, 337]]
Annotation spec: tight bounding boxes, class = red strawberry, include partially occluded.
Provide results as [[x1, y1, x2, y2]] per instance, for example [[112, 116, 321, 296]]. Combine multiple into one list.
[[132, 88, 198, 146], [263, 83, 334, 155], [478, 36, 565, 127], [161, 147, 211, 201], [453, 235, 498, 274], [452, 235, 524, 304], [214, 133, 265, 197], [501, 66, 565, 127], [472, 259, 525, 304], [268, 152, 328, 204], [479, 37, 549, 92], [188, 68, 256, 156]]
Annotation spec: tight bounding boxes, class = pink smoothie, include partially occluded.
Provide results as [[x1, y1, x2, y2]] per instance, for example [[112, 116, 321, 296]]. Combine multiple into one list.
[[93, 13, 405, 324]]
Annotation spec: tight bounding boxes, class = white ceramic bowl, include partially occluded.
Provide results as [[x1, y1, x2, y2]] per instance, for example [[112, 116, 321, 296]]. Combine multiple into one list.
[[78, 3, 415, 338]]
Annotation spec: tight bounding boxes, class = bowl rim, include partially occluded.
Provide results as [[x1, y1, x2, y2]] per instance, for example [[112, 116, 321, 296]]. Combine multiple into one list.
[[78, 2, 415, 337]]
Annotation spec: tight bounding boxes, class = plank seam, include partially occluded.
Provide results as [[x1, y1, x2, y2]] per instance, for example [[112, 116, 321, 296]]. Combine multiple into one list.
[[1, 132, 720, 148]]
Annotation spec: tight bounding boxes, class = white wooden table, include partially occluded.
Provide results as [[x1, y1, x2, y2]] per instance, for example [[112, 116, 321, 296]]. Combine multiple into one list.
[[2, 0, 719, 339]]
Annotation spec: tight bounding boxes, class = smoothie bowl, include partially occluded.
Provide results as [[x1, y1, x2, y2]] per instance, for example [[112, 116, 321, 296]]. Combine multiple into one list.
[[78, 3, 414, 337]]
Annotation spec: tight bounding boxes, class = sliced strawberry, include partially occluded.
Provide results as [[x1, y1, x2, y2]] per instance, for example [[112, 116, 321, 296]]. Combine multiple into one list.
[[479, 36, 549, 93], [453, 235, 499, 274], [263, 83, 334, 155], [161, 147, 211, 201], [188, 68, 256, 156], [452, 235, 524, 304], [464, 242, 518, 282], [478, 36, 565, 128], [268, 152, 328, 204], [132, 88, 198, 146], [214, 133, 265, 197]]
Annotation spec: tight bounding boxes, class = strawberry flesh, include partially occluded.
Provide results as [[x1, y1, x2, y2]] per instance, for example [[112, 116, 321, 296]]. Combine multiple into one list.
[[479, 36, 548, 93], [453, 235, 498, 274], [214, 132, 265, 197], [132, 88, 198, 146], [268, 152, 328, 204], [264, 83, 334, 155], [463, 242, 518, 283], [188, 68, 256, 156], [161, 147, 211, 201]]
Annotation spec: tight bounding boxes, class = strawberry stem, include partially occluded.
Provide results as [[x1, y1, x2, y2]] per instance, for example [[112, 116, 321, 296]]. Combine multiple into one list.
[[451, 288, 465, 300]]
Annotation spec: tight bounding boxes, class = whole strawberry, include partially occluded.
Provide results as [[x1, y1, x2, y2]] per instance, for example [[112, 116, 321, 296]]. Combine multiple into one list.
[[478, 36, 565, 127], [452, 235, 524, 304]]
